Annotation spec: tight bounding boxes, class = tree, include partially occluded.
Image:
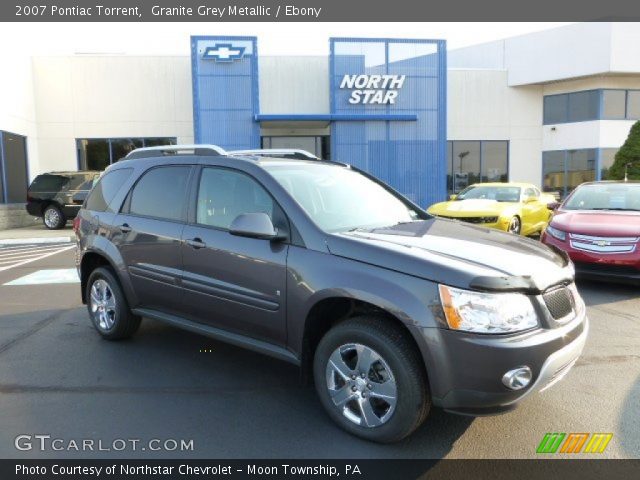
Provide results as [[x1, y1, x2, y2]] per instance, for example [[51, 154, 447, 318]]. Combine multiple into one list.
[[606, 120, 640, 180]]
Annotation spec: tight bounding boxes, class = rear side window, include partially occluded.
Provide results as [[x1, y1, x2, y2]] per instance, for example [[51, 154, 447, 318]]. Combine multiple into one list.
[[85, 169, 133, 212], [128, 166, 190, 221], [29, 174, 70, 192]]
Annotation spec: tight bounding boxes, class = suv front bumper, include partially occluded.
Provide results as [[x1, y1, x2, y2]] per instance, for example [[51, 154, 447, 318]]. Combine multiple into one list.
[[419, 310, 588, 415]]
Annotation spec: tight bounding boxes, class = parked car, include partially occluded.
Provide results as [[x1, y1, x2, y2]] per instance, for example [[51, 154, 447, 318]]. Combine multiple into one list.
[[541, 181, 640, 284], [27, 171, 100, 229], [75, 145, 587, 443], [428, 182, 556, 236]]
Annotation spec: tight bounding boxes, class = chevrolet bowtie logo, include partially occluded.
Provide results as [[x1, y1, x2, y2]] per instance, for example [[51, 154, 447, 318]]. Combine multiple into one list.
[[595, 240, 610, 247], [202, 43, 246, 62]]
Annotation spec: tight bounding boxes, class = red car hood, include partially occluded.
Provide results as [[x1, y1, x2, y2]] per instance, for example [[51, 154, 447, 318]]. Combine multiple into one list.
[[552, 210, 640, 237]]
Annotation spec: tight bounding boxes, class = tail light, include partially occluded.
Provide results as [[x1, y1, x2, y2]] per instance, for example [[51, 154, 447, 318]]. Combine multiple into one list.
[[73, 216, 81, 233]]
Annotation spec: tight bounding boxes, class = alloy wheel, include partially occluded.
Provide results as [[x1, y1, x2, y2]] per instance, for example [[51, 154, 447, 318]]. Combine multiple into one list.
[[325, 343, 397, 428], [44, 208, 60, 228], [89, 279, 117, 331], [508, 216, 521, 234]]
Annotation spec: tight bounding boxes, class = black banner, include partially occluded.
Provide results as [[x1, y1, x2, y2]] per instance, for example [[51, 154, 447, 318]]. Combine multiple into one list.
[[3, 460, 640, 480], [2, 0, 640, 22]]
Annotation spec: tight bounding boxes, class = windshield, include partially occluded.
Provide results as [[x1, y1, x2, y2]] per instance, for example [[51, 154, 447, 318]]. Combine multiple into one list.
[[264, 163, 419, 232], [456, 185, 521, 202], [563, 183, 640, 211]]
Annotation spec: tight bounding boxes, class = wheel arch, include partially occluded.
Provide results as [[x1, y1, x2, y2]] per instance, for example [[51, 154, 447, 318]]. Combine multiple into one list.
[[299, 293, 431, 390], [79, 244, 137, 307]]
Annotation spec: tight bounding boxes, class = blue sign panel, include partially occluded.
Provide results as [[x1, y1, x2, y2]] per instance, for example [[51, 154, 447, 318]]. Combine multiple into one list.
[[330, 38, 447, 208], [191, 36, 259, 149]]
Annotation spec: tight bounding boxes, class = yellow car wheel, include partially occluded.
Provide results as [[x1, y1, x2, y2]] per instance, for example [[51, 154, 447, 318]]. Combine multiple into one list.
[[507, 216, 521, 235]]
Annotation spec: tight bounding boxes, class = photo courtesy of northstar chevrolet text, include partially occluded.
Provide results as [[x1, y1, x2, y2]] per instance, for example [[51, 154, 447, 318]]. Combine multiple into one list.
[[0, 1, 639, 478]]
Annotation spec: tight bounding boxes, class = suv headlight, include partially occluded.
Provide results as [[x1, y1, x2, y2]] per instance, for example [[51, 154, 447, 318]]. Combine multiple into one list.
[[545, 225, 566, 241], [438, 285, 539, 334]]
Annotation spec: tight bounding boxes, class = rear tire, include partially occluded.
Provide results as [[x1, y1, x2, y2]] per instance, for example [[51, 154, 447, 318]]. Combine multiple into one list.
[[86, 267, 141, 340], [313, 316, 430, 443], [43, 204, 66, 229]]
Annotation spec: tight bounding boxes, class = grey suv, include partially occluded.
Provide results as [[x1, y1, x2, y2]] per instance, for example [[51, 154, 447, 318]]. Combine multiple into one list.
[[75, 145, 588, 443]]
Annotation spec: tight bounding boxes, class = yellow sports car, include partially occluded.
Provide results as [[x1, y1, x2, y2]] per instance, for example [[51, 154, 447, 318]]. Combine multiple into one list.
[[427, 182, 556, 235]]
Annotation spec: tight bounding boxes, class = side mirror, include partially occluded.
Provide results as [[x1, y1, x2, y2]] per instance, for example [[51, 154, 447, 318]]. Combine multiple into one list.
[[449, 194, 457, 200], [546, 201, 560, 211], [229, 213, 285, 241]]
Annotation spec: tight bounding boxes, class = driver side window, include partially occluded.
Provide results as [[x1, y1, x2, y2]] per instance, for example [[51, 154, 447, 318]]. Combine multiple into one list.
[[196, 168, 274, 230]]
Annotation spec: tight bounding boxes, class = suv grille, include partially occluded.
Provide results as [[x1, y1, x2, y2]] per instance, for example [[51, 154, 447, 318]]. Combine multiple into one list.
[[543, 286, 574, 320]]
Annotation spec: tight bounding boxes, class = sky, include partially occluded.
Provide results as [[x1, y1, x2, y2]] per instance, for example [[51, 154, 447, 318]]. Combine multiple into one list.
[[0, 22, 574, 56]]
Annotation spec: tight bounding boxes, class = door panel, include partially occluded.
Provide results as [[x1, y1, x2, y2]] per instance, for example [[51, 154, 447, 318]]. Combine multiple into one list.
[[113, 165, 192, 313], [181, 167, 289, 345], [115, 214, 185, 313], [181, 226, 288, 344]]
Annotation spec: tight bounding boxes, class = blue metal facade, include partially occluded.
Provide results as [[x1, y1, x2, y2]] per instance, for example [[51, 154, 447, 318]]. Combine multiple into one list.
[[330, 38, 447, 208], [191, 36, 260, 149], [190, 36, 447, 208]]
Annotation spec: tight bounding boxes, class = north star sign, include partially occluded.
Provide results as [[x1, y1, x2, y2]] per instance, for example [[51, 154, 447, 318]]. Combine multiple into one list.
[[340, 74, 406, 104], [202, 43, 246, 62]]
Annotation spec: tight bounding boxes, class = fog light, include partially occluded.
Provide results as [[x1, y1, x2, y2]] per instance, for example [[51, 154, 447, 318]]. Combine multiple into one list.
[[502, 367, 532, 390]]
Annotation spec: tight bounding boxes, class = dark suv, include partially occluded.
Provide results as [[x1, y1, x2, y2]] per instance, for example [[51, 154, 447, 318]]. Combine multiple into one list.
[[75, 145, 588, 443], [27, 171, 100, 229]]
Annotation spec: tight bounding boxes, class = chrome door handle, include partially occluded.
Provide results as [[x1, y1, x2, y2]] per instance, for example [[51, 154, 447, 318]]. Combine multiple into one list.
[[185, 238, 206, 249]]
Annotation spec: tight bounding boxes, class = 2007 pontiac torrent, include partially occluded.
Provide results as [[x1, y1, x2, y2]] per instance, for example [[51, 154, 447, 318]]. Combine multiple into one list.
[[75, 145, 588, 443]]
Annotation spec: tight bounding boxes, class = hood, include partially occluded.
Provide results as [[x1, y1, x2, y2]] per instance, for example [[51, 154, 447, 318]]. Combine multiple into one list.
[[552, 210, 640, 237], [327, 219, 572, 293], [429, 199, 511, 216]]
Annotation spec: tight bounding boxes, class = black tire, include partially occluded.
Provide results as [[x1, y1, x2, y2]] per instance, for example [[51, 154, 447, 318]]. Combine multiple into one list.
[[313, 316, 430, 443], [86, 267, 141, 340], [42, 204, 66, 229]]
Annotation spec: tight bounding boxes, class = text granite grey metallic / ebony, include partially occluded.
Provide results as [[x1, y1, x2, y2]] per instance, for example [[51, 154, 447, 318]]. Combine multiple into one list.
[[75, 145, 588, 443]]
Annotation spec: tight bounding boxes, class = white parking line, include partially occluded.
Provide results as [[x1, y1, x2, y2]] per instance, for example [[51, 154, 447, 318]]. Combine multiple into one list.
[[0, 237, 72, 246], [0, 244, 75, 272], [4, 268, 79, 285], [0, 245, 73, 259]]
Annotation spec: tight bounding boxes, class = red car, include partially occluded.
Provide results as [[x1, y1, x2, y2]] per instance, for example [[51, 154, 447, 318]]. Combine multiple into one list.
[[541, 181, 640, 284]]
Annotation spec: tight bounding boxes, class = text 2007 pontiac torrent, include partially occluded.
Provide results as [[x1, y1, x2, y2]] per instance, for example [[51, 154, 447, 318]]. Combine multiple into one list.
[[75, 145, 587, 443]]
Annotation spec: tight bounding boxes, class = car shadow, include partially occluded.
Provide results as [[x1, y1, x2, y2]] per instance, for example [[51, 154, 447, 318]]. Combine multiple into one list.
[[576, 279, 639, 307]]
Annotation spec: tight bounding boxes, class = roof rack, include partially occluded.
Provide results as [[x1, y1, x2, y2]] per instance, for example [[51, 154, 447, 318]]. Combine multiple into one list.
[[125, 144, 227, 160], [228, 149, 320, 160]]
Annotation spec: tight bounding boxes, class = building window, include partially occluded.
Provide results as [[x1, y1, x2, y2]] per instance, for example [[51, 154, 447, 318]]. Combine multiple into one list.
[[543, 149, 597, 197], [600, 148, 619, 180], [627, 91, 640, 120], [543, 94, 569, 124], [447, 140, 508, 193], [602, 90, 627, 119], [0, 131, 29, 204], [568, 90, 600, 123], [545, 89, 640, 124], [77, 137, 176, 171]]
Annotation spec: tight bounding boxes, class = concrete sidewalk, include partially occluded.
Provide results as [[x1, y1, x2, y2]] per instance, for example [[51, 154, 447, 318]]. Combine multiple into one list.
[[0, 225, 73, 244]]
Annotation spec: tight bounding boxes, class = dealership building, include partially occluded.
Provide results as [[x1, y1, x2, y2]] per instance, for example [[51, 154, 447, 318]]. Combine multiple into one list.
[[1, 22, 640, 225]]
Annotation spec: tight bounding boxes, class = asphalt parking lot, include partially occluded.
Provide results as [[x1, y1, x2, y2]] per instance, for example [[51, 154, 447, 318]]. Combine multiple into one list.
[[0, 228, 638, 459]]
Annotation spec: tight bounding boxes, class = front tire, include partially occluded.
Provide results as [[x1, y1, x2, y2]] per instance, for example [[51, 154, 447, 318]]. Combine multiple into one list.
[[43, 205, 66, 229], [86, 267, 141, 340], [507, 216, 522, 235], [313, 316, 430, 443]]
